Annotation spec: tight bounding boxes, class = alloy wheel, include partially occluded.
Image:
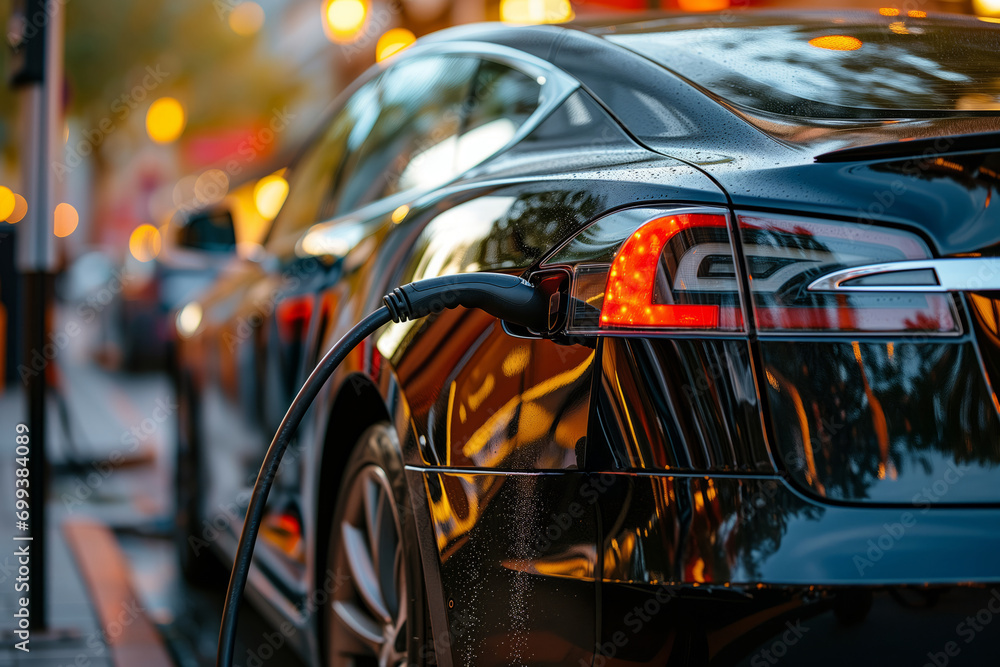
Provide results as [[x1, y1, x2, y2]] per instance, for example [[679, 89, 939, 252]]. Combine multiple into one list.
[[328, 464, 408, 667]]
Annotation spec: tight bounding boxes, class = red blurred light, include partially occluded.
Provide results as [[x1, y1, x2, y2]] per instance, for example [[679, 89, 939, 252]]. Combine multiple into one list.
[[277, 294, 313, 341], [601, 213, 726, 329]]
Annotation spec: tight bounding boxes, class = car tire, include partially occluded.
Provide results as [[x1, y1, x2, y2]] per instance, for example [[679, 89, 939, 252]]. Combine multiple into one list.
[[323, 423, 429, 666], [174, 373, 224, 586]]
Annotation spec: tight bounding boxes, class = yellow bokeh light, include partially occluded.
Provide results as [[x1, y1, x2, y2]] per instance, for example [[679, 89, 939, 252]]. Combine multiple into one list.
[[974, 0, 1000, 16], [53, 203, 79, 238], [677, 0, 730, 10], [376, 28, 416, 62], [500, 0, 574, 24], [146, 97, 186, 144], [254, 173, 289, 220], [323, 0, 366, 42], [889, 21, 909, 34], [808, 35, 863, 51], [391, 204, 409, 224], [907, 10, 927, 17], [878, 7, 899, 16], [129, 224, 163, 262], [0, 187, 15, 221], [7, 194, 27, 224], [229, 2, 265, 36]]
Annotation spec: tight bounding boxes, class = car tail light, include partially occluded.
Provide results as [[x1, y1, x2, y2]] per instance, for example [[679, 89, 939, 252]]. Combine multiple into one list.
[[541, 206, 960, 337], [276, 294, 314, 342], [553, 208, 746, 335], [738, 214, 961, 334]]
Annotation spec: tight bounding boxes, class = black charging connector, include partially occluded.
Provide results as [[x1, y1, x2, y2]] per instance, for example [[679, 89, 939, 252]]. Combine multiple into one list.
[[383, 273, 550, 331], [217, 273, 548, 667]]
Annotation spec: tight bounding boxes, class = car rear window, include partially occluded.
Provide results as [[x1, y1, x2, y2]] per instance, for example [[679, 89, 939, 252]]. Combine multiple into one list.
[[603, 14, 1000, 118]]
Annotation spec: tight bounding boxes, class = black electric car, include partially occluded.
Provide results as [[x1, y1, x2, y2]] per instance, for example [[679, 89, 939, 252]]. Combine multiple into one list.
[[174, 11, 1000, 666]]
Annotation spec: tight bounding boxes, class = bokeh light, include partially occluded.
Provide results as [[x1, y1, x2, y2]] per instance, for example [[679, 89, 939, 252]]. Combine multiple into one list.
[[878, 7, 900, 16], [323, 0, 366, 42], [376, 28, 416, 62], [173, 174, 199, 209], [54, 203, 79, 238], [176, 302, 203, 338], [129, 224, 163, 262], [146, 97, 187, 144], [677, 0, 730, 10], [500, 0, 574, 24], [974, 0, 1000, 17], [0, 187, 15, 221], [7, 194, 27, 224], [194, 169, 230, 206], [229, 2, 265, 36], [808, 35, 863, 51], [254, 173, 289, 220]]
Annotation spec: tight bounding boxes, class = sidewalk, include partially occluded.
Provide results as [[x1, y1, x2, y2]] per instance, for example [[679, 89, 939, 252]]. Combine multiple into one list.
[[0, 304, 303, 667], [0, 502, 109, 666], [0, 303, 177, 665], [0, 378, 175, 666]]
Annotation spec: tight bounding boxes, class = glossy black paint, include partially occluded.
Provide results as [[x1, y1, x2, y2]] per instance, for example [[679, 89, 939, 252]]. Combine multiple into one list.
[[592, 337, 771, 474], [173, 12, 1000, 666]]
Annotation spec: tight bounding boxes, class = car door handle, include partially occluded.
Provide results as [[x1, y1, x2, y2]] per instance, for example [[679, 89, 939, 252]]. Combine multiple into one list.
[[808, 257, 1000, 293]]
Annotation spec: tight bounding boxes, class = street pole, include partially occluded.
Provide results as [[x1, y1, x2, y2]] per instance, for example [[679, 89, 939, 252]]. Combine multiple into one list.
[[9, 0, 65, 633]]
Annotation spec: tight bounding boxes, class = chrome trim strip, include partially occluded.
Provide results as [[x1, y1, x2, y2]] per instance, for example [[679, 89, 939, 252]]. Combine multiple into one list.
[[808, 258, 1000, 293]]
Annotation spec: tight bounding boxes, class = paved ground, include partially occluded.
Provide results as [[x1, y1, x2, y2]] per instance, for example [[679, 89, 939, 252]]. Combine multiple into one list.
[[0, 303, 303, 666]]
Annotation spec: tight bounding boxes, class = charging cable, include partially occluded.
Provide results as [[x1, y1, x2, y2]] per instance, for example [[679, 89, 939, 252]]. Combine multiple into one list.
[[217, 273, 549, 667]]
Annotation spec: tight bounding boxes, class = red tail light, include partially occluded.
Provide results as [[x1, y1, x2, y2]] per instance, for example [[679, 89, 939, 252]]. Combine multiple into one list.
[[542, 206, 959, 337], [601, 213, 729, 329], [547, 208, 745, 334], [276, 294, 314, 342]]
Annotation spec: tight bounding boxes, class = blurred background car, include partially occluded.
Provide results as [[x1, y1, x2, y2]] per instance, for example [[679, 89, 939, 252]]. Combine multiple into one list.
[[115, 204, 238, 371]]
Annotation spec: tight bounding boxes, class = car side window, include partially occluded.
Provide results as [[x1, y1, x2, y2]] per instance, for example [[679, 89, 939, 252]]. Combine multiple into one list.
[[265, 79, 379, 258], [331, 55, 543, 216], [331, 55, 479, 216], [455, 59, 540, 173]]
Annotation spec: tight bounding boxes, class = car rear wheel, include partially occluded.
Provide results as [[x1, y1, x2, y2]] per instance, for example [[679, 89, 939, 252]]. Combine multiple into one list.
[[324, 423, 427, 667]]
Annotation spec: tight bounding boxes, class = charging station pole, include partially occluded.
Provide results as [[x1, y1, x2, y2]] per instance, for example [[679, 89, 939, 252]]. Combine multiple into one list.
[[9, 0, 65, 632]]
